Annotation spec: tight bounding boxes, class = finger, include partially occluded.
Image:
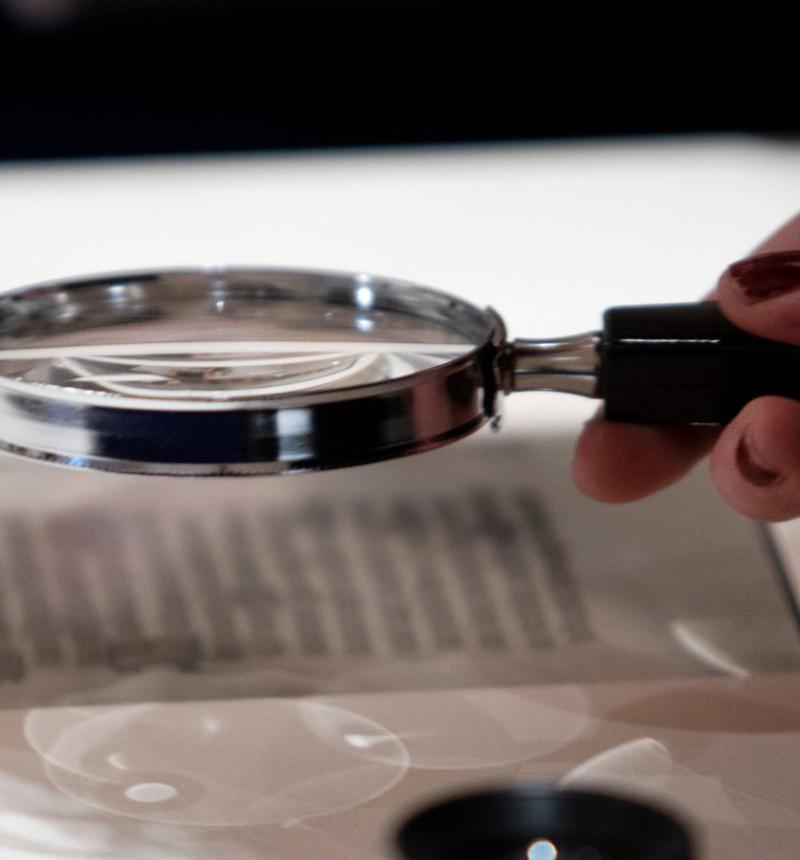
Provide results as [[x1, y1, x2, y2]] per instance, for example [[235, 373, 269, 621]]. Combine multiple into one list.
[[716, 248, 800, 344], [709, 396, 800, 521], [705, 211, 800, 301], [714, 210, 800, 339], [572, 411, 718, 503]]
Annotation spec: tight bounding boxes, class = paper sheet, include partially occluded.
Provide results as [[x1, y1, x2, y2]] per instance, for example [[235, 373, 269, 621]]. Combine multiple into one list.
[[0, 427, 797, 708]]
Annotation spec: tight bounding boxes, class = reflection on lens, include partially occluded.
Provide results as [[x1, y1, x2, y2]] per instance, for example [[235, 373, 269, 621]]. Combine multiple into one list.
[[0, 271, 487, 404], [528, 839, 558, 860]]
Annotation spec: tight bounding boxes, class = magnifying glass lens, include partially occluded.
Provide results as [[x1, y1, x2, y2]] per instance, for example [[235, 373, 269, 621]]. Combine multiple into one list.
[[0, 271, 487, 404], [0, 270, 499, 474]]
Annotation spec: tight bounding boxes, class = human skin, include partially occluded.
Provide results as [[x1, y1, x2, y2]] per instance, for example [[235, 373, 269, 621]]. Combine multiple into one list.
[[572, 212, 800, 522]]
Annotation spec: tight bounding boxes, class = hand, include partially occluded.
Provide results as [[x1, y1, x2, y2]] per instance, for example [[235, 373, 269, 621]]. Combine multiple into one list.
[[572, 211, 800, 521]]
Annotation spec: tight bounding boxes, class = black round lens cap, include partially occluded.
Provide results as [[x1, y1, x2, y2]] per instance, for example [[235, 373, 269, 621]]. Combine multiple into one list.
[[392, 784, 694, 860]]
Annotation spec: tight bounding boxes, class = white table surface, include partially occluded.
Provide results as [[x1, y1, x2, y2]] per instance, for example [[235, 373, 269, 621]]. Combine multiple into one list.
[[1, 136, 797, 318]]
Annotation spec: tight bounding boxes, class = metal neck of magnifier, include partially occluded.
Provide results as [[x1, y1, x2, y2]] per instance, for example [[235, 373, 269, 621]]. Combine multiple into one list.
[[501, 333, 602, 397], [505, 302, 800, 425]]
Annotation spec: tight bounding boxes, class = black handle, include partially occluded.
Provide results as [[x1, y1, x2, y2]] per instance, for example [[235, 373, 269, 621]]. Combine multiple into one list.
[[601, 302, 800, 424]]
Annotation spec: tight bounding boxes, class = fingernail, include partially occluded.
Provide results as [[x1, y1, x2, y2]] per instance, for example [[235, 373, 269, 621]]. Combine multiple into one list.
[[725, 250, 800, 301], [736, 429, 782, 487]]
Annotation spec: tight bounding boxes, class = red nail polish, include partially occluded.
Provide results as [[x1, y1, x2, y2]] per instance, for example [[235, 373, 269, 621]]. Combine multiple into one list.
[[726, 250, 800, 301], [736, 433, 782, 487]]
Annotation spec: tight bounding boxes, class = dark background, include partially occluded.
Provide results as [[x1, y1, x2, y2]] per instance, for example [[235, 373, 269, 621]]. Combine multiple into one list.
[[0, 0, 795, 161]]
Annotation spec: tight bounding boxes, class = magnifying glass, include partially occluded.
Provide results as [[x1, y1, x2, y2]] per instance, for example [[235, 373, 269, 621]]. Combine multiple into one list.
[[0, 267, 795, 476]]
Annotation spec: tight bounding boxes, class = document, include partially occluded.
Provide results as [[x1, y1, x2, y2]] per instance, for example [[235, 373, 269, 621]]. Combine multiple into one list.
[[0, 429, 796, 708]]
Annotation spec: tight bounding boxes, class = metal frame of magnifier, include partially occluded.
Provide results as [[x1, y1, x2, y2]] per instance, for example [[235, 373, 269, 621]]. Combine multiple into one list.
[[0, 267, 602, 477]]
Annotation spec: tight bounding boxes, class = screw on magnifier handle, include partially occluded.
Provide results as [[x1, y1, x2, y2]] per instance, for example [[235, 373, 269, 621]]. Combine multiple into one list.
[[601, 302, 800, 423], [505, 302, 800, 424]]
